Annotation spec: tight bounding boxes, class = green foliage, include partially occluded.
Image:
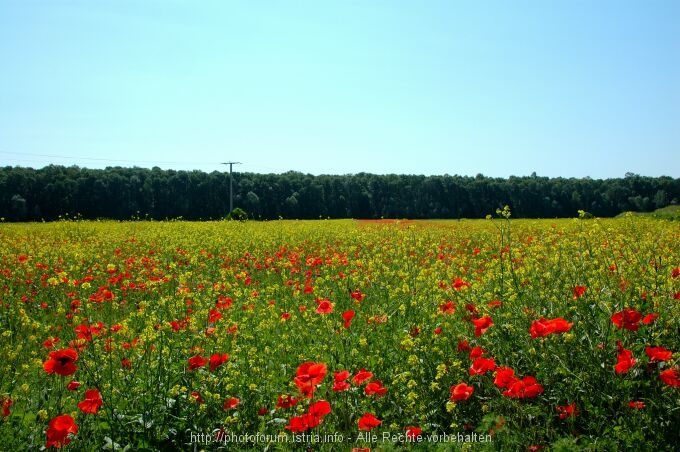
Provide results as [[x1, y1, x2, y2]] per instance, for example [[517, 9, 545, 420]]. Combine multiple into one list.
[[226, 207, 248, 221], [1, 165, 679, 220]]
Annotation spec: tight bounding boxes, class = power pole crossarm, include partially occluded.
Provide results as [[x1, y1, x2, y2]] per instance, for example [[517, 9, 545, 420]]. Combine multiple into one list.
[[221, 162, 242, 214]]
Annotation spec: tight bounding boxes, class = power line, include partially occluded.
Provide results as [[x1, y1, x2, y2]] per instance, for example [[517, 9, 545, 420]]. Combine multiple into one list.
[[221, 162, 242, 213]]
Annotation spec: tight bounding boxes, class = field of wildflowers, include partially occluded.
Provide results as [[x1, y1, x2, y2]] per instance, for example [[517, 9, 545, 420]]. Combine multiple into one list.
[[1, 214, 678, 451]]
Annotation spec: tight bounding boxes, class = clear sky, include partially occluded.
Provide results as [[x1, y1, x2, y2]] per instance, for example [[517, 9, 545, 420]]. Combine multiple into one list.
[[1, 1, 678, 178]]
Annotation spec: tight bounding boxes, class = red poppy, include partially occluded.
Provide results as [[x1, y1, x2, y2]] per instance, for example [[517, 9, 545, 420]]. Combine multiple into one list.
[[659, 368, 680, 387], [555, 403, 578, 420], [315, 299, 334, 314], [209, 353, 229, 371], [645, 346, 672, 362], [469, 346, 485, 359], [43, 349, 78, 376], [450, 383, 474, 401], [342, 310, 355, 329], [406, 426, 422, 439], [352, 368, 374, 385], [284, 400, 331, 432], [469, 357, 496, 376], [333, 370, 351, 391], [281, 312, 291, 321], [190, 391, 204, 404], [1, 397, 11, 417], [208, 309, 222, 323], [276, 394, 299, 409], [502, 376, 544, 398], [488, 300, 503, 308], [351, 290, 364, 302], [308, 400, 332, 419], [628, 401, 645, 409], [365, 381, 388, 396], [285, 415, 309, 432], [78, 389, 103, 414], [672, 267, 679, 278], [188, 355, 208, 371], [452, 278, 470, 290], [642, 313, 659, 325], [43, 337, 60, 348], [493, 367, 517, 389], [358, 413, 382, 431], [457, 340, 471, 353], [465, 303, 479, 315], [45, 414, 78, 448], [216, 296, 233, 309], [294, 362, 328, 397], [434, 327, 442, 335], [614, 341, 636, 374], [611, 308, 642, 331], [471, 315, 493, 337], [572, 285, 587, 299], [66, 381, 81, 391], [529, 317, 573, 339], [439, 301, 456, 315], [223, 397, 240, 410]]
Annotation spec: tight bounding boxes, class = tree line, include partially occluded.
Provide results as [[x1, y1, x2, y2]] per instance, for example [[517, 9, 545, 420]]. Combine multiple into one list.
[[1, 165, 678, 221]]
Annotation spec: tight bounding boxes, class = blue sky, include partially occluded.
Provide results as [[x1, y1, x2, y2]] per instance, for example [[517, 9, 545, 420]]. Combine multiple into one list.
[[1, 1, 678, 178]]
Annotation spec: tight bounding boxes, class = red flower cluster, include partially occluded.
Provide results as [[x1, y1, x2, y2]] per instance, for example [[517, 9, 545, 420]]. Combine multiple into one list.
[[276, 393, 300, 409], [188, 353, 229, 372], [555, 403, 578, 420], [529, 317, 573, 339], [502, 375, 544, 398], [610, 308, 657, 331], [284, 400, 331, 432], [493, 367, 544, 398]]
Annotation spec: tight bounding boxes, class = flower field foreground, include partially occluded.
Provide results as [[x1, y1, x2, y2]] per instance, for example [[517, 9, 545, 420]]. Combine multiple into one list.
[[1, 216, 679, 451]]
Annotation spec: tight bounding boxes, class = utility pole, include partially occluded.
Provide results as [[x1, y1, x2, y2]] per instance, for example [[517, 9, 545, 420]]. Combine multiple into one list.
[[221, 162, 241, 214]]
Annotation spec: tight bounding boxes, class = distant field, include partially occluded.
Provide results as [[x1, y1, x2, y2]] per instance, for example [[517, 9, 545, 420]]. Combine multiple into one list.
[[1, 217, 678, 450]]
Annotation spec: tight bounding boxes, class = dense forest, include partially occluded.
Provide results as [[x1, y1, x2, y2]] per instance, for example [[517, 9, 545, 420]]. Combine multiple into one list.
[[0, 165, 678, 221]]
